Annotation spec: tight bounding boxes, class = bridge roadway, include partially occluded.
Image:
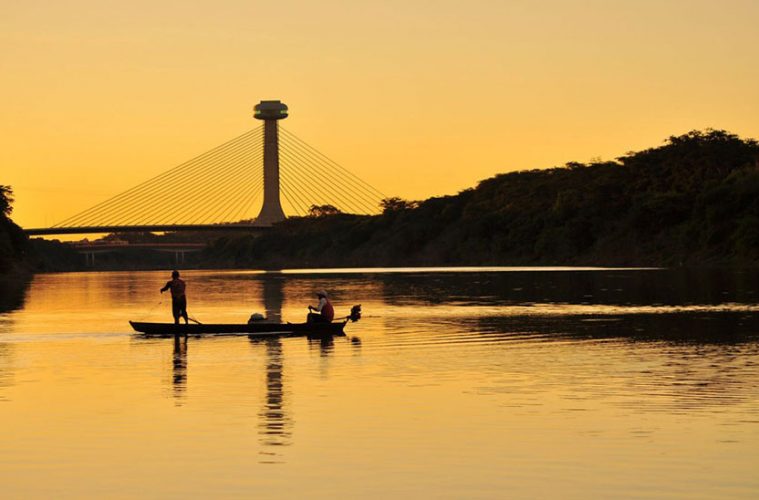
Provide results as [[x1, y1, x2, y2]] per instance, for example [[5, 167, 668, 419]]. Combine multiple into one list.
[[71, 242, 208, 251], [24, 224, 270, 236], [72, 241, 211, 266]]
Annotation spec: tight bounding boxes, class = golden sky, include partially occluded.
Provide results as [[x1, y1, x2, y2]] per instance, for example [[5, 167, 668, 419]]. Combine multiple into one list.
[[1, 0, 758, 228]]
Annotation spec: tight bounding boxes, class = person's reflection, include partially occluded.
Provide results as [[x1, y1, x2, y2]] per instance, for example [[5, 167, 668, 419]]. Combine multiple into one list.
[[308, 335, 335, 357], [172, 335, 187, 404], [308, 335, 335, 378], [256, 338, 292, 463]]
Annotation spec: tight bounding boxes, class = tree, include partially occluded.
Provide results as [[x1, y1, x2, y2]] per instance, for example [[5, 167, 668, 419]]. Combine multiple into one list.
[[0, 184, 31, 274], [308, 204, 342, 217], [0, 185, 13, 217], [380, 197, 419, 214]]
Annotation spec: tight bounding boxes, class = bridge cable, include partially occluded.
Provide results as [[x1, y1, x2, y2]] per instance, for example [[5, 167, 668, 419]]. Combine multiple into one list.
[[277, 183, 302, 216], [280, 127, 386, 203], [199, 154, 265, 224], [221, 175, 265, 223], [281, 160, 366, 215], [278, 134, 382, 212], [202, 165, 263, 224], [49, 122, 388, 230], [279, 127, 385, 202], [279, 133, 379, 210], [55, 129, 258, 227], [54, 126, 263, 228], [122, 134, 263, 226], [281, 171, 308, 215], [279, 141, 375, 212], [279, 168, 315, 214], [279, 168, 316, 216], [279, 146, 373, 213], [152, 145, 263, 225], [280, 138, 382, 213], [279, 149, 365, 213], [279, 143, 373, 213], [63, 128, 263, 227], [230, 177, 264, 223], [121, 134, 263, 226], [197, 149, 264, 224]]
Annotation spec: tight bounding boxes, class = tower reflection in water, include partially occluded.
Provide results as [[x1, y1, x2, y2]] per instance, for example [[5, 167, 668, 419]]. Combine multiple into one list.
[[254, 337, 292, 463], [255, 275, 291, 462], [172, 335, 187, 404]]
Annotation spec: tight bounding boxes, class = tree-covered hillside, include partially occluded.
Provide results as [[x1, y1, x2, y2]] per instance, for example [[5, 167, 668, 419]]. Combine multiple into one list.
[[0, 186, 31, 274], [201, 130, 759, 268]]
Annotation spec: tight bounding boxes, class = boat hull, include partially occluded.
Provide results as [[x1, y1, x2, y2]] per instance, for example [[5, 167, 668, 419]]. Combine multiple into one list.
[[129, 320, 346, 337]]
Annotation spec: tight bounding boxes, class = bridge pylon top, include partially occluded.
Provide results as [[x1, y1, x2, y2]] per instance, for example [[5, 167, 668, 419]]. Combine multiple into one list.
[[254, 100, 288, 121]]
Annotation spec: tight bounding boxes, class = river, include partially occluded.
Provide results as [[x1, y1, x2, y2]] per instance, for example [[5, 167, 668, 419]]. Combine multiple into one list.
[[1, 268, 759, 498]]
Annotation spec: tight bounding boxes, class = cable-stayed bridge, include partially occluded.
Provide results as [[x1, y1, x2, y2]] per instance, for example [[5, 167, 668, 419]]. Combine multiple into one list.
[[25, 100, 385, 237]]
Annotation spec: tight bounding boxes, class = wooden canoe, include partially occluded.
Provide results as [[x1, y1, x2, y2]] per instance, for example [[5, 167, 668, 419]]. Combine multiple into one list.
[[129, 320, 347, 338]]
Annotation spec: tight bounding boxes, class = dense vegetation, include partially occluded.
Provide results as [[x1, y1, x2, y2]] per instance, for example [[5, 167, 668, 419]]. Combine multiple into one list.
[[0, 186, 83, 273], [201, 130, 759, 268], [0, 186, 31, 275]]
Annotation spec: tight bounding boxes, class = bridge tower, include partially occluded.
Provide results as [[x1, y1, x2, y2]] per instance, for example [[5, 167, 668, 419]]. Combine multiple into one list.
[[253, 100, 288, 225]]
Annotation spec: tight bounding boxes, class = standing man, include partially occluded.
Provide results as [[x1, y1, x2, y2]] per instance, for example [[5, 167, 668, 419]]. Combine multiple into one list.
[[161, 270, 189, 325], [307, 290, 334, 323]]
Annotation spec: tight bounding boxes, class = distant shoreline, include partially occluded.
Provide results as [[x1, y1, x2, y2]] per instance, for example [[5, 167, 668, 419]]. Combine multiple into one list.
[[16, 129, 759, 272]]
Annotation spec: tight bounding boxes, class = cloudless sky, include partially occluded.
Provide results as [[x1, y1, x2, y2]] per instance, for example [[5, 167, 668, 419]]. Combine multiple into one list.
[[1, 0, 758, 227]]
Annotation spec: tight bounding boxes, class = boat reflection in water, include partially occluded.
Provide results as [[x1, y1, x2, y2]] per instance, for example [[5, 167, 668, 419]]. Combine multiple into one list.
[[161, 274, 298, 462], [153, 273, 361, 463]]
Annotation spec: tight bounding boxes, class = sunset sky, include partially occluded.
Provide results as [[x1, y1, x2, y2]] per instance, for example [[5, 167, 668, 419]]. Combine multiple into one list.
[[2, 0, 758, 228]]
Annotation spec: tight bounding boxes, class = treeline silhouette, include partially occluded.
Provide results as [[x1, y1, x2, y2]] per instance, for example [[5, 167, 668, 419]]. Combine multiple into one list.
[[0, 186, 82, 273], [202, 129, 759, 267], [0, 186, 31, 275]]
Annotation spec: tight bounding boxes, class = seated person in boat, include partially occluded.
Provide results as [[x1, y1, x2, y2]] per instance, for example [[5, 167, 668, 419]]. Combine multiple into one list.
[[160, 270, 189, 325], [307, 290, 334, 324]]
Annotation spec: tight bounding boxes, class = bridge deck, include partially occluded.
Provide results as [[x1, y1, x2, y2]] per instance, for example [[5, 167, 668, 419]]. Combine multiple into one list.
[[72, 242, 207, 250], [24, 224, 271, 236]]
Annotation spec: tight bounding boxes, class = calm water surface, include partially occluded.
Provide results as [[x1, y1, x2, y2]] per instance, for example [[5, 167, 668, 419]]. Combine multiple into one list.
[[1, 268, 759, 498]]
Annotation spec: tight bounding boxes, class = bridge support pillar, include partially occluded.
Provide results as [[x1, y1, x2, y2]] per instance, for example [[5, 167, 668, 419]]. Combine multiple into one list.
[[254, 100, 288, 226]]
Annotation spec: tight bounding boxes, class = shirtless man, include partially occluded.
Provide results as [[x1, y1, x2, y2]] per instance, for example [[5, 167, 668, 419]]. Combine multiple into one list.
[[160, 270, 188, 325]]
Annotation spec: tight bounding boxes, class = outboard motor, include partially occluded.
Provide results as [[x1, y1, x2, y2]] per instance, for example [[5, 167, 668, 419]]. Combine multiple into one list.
[[348, 305, 362, 322]]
